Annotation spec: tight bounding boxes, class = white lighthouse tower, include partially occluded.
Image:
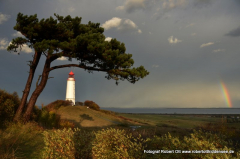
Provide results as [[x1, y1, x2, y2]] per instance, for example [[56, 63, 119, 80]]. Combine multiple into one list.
[[66, 71, 75, 106]]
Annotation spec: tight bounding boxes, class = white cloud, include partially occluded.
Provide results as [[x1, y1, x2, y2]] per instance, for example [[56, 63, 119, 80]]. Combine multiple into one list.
[[0, 38, 8, 50], [0, 13, 10, 24], [12, 31, 24, 37], [149, 32, 152, 34], [213, 49, 225, 53], [152, 65, 159, 68], [200, 42, 214, 48], [21, 44, 32, 53], [105, 37, 112, 42], [7, 41, 33, 53], [168, 36, 182, 44], [116, 0, 146, 13], [101, 17, 122, 30], [102, 17, 141, 34], [191, 33, 196, 36], [122, 19, 137, 29], [57, 56, 68, 61]]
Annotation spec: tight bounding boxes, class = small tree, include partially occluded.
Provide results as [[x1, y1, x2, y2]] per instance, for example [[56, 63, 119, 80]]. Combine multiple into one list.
[[8, 13, 149, 121], [75, 101, 83, 106], [0, 89, 20, 127]]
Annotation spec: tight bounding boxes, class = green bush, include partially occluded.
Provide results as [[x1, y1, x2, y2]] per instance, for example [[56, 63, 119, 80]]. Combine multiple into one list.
[[42, 127, 240, 159], [37, 109, 61, 129], [42, 128, 94, 159], [42, 128, 75, 159], [45, 100, 72, 111], [36, 105, 75, 129], [92, 128, 147, 159], [0, 89, 20, 127], [84, 100, 100, 111], [59, 120, 75, 129], [42, 128, 148, 159], [74, 129, 95, 159], [145, 129, 240, 159]]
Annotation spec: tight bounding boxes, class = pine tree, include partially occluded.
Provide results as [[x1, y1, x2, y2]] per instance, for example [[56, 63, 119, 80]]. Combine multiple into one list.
[[7, 13, 149, 121]]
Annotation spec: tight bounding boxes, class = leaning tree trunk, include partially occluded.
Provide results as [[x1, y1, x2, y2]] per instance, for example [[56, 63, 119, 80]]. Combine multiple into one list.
[[14, 51, 41, 122], [23, 57, 51, 122]]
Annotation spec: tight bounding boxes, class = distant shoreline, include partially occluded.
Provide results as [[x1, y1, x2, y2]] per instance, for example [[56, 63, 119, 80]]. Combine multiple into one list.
[[102, 107, 240, 109], [101, 107, 240, 114]]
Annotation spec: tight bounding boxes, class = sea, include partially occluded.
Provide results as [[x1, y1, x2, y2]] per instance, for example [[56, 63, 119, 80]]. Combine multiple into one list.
[[100, 108, 240, 114]]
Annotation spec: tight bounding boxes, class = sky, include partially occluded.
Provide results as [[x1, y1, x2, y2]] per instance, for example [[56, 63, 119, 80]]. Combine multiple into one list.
[[1, 0, 240, 108]]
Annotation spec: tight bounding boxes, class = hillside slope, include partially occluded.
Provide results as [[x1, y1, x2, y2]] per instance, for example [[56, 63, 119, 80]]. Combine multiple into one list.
[[56, 106, 143, 127]]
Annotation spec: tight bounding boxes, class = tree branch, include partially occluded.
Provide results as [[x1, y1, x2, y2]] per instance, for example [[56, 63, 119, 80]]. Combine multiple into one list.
[[36, 75, 42, 88], [50, 51, 72, 62], [42, 51, 47, 57], [49, 64, 109, 72]]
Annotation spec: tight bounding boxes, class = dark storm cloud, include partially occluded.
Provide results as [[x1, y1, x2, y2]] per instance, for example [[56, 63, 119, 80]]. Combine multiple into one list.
[[1, 0, 240, 108], [117, 0, 214, 20], [192, 0, 213, 8], [225, 26, 240, 37]]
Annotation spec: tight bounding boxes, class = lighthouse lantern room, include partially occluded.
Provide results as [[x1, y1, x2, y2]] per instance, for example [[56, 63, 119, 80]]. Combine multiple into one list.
[[66, 71, 75, 106]]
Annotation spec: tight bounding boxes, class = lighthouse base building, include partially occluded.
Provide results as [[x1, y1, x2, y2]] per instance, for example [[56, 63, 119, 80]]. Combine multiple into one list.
[[66, 71, 75, 106]]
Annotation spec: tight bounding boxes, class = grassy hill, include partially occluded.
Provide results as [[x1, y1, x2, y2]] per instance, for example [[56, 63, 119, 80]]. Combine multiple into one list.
[[56, 106, 145, 128]]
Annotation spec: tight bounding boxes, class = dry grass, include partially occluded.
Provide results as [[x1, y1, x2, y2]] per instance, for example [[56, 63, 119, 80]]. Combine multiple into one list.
[[56, 106, 143, 128], [0, 122, 44, 159]]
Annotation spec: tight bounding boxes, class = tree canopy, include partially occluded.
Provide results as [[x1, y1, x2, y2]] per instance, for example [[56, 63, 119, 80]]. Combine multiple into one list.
[[8, 13, 149, 84]]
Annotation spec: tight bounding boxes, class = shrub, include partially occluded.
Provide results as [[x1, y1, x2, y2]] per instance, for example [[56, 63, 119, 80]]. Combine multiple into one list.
[[42, 128, 75, 159], [42, 128, 94, 159], [92, 128, 147, 159], [59, 120, 75, 129], [75, 101, 83, 106], [37, 109, 61, 129], [84, 100, 100, 111], [45, 100, 72, 112], [74, 129, 95, 159], [0, 89, 20, 127], [145, 129, 240, 159]]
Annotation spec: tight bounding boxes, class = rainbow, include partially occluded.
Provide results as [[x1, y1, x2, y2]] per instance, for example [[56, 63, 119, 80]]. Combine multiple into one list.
[[220, 81, 232, 108]]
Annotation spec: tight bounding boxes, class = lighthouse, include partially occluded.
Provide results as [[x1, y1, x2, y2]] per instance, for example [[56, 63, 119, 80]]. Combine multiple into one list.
[[66, 71, 75, 106]]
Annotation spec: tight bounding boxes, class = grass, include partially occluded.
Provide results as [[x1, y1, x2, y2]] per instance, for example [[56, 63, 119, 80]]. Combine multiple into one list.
[[56, 106, 143, 127], [0, 122, 44, 159], [119, 113, 238, 128]]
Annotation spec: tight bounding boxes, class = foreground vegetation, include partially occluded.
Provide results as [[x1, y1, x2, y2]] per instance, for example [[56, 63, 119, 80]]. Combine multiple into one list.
[[1, 122, 240, 159], [1, 89, 240, 158]]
